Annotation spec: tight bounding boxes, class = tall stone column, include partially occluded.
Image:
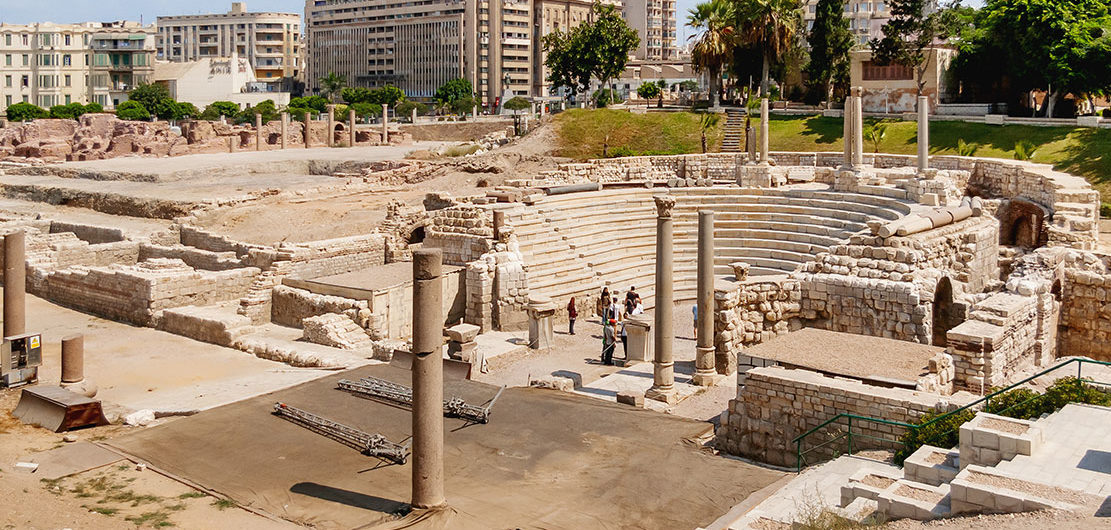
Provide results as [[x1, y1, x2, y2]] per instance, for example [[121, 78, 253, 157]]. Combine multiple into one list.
[[693, 210, 717, 386], [759, 97, 770, 164], [3, 230, 25, 338], [303, 110, 312, 149], [646, 196, 677, 404], [917, 95, 929, 173], [254, 113, 263, 151], [280, 112, 289, 150], [326, 104, 336, 147], [348, 109, 356, 147], [411, 249, 446, 509], [382, 103, 389, 144], [843, 95, 853, 168], [852, 87, 864, 168]]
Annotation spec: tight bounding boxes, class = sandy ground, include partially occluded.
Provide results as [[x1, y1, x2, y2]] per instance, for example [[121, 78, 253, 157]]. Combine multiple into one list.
[[14, 294, 338, 416]]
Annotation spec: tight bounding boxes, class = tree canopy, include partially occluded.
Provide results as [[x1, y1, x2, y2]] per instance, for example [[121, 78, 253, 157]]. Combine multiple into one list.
[[544, 3, 639, 102], [735, 0, 803, 96], [503, 96, 531, 112], [871, 0, 961, 102], [805, 0, 853, 105], [115, 101, 150, 121], [200, 101, 241, 120], [318, 72, 347, 102], [434, 78, 474, 105], [687, 0, 736, 106], [6, 102, 49, 122], [953, 0, 1111, 117]]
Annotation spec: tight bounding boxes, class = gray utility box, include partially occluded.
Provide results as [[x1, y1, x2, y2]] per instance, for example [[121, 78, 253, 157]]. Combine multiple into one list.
[[2, 332, 42, 388]]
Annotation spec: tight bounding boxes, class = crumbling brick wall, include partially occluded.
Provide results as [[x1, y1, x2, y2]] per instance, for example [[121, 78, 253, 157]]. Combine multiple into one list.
[[424, 205, 493, 265]]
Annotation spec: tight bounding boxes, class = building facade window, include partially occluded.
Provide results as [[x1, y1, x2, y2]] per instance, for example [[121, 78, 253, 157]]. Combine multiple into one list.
[[862, 61, 913, 81]]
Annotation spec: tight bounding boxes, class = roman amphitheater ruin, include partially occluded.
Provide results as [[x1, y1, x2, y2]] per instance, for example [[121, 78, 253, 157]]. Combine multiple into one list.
[[1, 95, 1110, 529]]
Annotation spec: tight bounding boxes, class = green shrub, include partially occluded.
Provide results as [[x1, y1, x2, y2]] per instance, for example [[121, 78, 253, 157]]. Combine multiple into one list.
[[350, 102, 383, 119], [287, 95, 328, 113], [894, 408, 974, 465], [1013, 140, 1037, 161], [115, 101, 150, 121], [395, 100, 427, 120], [83, 102, 104, 114], [1101, 202, 1111, 219], [503, 96, 531, 113], [200, 101, 240, 121], [1041, 377, 1111, 411], [984, 387, 1042, 419], [49, 102, 88, 120], [177, 102, 199, 119], [6, 102, 50, 122], [1103, 109, 1111, 119], [608, 146, 636, 158]]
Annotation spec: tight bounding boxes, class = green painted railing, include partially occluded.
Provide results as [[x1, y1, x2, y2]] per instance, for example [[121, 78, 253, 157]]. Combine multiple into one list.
[[791, 357, 1111, 472]]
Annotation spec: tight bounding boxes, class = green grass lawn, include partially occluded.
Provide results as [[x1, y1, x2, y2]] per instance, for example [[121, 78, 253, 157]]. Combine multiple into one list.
[[554, 110, 1111, 200]]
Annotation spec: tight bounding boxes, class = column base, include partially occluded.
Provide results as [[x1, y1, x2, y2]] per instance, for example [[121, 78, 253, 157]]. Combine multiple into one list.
[[645, 386, 678, 404], [60, 379, 98, 398], [691, 370, 723, 386]]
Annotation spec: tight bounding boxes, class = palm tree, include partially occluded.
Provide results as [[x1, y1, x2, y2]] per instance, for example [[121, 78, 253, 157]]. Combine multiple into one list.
[[319, 72, 347, 103], [687, 0, 736, 108], [735, 0, 802, 97]]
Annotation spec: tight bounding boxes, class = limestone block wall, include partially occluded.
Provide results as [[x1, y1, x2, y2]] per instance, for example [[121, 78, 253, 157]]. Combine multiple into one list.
[[139, 244, 246, 271], [271, 284, 370, 329], [800, 274, 927, 343], [716, 366, 963, 468], [465, 258, 495, 331], [946, 292, 1046, 392], [179, 225, 257, 256], [273, 234, 387, 279], [424, 205, 494, 265], [1058, 255, 1111, 361], [42, 259, 259, 326], [713, 277, 802, 354], [47, 221, 126, 244]]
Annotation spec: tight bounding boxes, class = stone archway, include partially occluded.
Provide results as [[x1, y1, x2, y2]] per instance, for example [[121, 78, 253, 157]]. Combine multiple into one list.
[[932, 277, 957, 347], [998, 199, 1047, 249]]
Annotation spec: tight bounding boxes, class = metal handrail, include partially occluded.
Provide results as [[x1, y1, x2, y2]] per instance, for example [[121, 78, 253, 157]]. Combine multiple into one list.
[[791, 357, 1111, 472]]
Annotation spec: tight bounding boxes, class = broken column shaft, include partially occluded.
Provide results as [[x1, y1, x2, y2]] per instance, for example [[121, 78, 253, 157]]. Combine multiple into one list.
[[382, 104, 389, 144], [646, 196, 677, 404], [4, 230, 25, 338], [303, 111, 312, 149], [326, 104, 336, 147], [61, 334, 84, 384], [693, 210, 716, 385], [411, 249, 446, 509], [254, 113, 263, 151]]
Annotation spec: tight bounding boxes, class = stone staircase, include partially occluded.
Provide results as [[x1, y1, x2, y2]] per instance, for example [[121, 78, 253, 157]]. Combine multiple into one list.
[[506, 186, 911, 312], [834, 405, 1109, 525], [721, 109, 744, 153]]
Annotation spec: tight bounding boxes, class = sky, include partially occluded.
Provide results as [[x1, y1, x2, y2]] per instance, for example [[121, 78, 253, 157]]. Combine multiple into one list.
[[4, 0, 986, 41]]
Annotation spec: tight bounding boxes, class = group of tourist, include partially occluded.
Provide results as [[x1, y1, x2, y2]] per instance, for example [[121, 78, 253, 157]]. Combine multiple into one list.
[[565, 286, 644, 365]]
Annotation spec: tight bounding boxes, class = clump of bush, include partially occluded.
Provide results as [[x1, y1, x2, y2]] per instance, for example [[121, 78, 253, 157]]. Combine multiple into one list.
[[115, 101, 150, 121], [894, 377, 1111, 464]]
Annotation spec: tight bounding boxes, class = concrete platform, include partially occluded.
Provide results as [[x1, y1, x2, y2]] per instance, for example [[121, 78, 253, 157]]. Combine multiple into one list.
[[107, 364, 785, 529], [741, 328, 940, 385]]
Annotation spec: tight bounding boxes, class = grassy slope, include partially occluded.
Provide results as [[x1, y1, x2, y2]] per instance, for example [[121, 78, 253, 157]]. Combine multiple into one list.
[[554, 110, 1111, 201]]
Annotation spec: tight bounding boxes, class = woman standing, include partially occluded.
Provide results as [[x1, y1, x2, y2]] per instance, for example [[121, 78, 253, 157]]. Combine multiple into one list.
[[567, 297, 578, 335]]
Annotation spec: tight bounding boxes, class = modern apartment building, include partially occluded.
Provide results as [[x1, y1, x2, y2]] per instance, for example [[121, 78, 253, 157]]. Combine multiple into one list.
[[622, 0, 678, 61], [532, 0, 622, 98], [802, 0, 891, 45], [156, 2, 301, 88], [0, 21, 155, 113]]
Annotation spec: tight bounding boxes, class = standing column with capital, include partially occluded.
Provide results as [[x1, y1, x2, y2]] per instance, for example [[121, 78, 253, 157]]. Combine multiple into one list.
[[917, 96, 929, 173], [646, 195, 678, 404], [759, 97, 770, 164], [693, 210, 718, 385]]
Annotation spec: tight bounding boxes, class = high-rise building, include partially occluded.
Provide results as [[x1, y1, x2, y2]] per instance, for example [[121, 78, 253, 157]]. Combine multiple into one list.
[[156, 2, 301, 88], [305, 0, 677, 105], [0, 21, 155, 112], [802, 0, 891, 45], [622, 0, 678, 61]]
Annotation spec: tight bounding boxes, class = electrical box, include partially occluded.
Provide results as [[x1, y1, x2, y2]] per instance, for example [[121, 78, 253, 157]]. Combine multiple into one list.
[[1, 332, 41, 388]]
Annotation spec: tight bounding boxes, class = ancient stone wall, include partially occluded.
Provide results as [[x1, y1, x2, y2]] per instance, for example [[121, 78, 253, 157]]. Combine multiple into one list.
[[42, 259, 259, 326], [947, 292, 1048, 392], [1057, 253, 1111, 362], [272, 234, 387, 280], [424, 205, 493, 266], [716, 366, 965, 467], [139, 244, 246, 271], [179, 225, 256, 256], [713, 277, 802, 353], [47, 221, 126, 244], [270, 284, 371, 329]]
